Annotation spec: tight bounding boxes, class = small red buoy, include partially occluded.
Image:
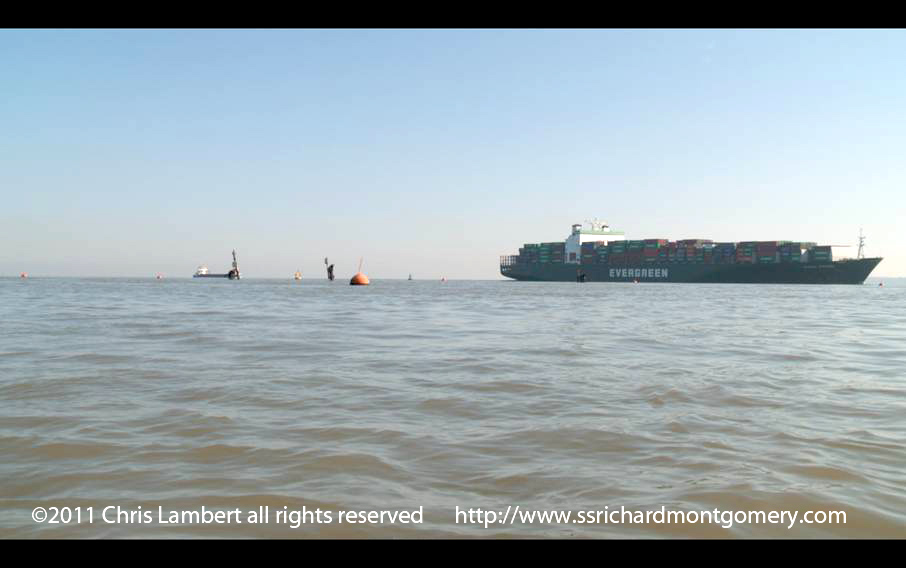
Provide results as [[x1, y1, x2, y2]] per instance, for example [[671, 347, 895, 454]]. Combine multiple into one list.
[[20, 272, 27, 279]]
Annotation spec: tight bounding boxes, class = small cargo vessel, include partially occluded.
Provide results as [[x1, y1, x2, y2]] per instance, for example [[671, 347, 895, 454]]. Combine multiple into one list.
[[193, 250, 241, 280], [500, 221, 882, 284]]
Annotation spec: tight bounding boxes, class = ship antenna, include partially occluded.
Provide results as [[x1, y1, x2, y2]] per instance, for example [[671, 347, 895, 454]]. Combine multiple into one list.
[[585, 218, 607, 232], [857, 229, 865, 259]]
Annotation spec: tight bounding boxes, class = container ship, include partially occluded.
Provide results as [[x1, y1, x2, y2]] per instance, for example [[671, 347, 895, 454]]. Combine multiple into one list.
[[500, 221, 882, 284]]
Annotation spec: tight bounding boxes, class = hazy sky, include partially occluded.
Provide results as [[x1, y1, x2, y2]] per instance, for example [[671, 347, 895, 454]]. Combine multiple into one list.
[[2, 29, 904, 278]]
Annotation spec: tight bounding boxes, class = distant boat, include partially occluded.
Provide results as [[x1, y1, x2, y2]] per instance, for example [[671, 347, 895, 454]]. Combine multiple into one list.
[[193, 250, 241, 280], [408, 273, 413, 281]]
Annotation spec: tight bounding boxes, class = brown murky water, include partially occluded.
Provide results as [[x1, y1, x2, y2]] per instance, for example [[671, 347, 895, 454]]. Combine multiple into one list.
[[1, 277, 904, 538]]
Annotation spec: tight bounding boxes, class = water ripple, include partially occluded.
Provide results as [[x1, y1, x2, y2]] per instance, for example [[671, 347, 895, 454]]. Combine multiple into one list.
[[1, 277, 904, 537]]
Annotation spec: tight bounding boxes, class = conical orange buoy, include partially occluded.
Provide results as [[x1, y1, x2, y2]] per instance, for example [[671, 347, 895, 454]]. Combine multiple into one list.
[[350, 257, 369, 285]]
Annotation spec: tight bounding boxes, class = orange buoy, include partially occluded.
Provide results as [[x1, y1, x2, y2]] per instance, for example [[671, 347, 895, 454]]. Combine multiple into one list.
[[350, 257, 369, 285], [20, 272, 27, 279]]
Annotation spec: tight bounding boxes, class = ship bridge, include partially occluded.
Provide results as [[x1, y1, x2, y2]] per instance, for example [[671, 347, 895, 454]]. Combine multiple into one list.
[[565, 220, 626, 264]]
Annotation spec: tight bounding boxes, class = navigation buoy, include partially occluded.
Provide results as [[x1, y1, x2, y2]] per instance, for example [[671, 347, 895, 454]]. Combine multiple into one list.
[[156, 273, 163, 280], [294, 270, 302, 281], [441, 277, 447, 283], [20, 272, 27, 279], [350, 257, 369, 286]]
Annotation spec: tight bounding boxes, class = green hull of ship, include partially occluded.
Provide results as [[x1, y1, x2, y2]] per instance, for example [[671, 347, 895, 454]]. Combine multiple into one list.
[[501, 257, 883, 284]]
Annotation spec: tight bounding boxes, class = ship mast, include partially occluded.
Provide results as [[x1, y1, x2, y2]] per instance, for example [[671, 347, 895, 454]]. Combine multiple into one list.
[[857, 229, 865, 259]]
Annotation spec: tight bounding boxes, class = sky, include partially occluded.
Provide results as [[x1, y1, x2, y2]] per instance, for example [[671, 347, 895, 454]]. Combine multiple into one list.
[[2, 29, 904, 279]]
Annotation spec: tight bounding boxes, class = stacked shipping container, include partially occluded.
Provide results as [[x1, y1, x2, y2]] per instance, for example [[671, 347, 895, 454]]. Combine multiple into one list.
[[514, 239, 835, 266], [779, 243, 802, 263], [810, 245, 832, 263], [713, 243, 736, 264], [536, 242, 565, 264], [643, 239, 668, 263]]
